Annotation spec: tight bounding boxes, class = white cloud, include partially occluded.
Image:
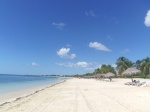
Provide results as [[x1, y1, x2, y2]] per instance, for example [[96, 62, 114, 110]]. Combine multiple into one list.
[[120, 49, 130, 54], [56, 62, 76, 68], [27, 62, 38, 66], [85, 11, 97, 17], [26, 62, 38, 66], [89, 42, 111, 52], [76, 62, 89, 68], [57, 48, 76, 59], [144, 10, 150, 27], [69, 54, 76, 59], [56, 62, 117, 72], [56, 62, 99, 71], [52, 22, 66, 29], [66, 44, 71, 47], [31, 62, 38, 66], [57, 48, 69, 57]]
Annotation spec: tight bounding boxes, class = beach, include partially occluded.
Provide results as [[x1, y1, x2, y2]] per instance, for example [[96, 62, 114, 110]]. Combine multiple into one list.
[[0, 75, 63, 105], [0, 78, 150, 112]]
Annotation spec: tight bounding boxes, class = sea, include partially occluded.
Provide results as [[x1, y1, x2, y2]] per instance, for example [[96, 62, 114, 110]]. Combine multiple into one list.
[[0, 74, 65, 104]]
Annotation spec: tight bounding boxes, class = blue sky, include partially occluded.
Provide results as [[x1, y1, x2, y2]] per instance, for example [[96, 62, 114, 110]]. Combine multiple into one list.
[[0, 0, 150, 75]]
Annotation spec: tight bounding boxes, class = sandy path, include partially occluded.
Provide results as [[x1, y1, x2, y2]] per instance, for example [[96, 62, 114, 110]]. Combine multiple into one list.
[[0, 78, 150, 112]]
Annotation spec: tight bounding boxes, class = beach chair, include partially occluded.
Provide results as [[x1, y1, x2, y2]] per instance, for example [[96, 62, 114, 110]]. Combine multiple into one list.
[[124, 82, 131, 85], [124, 82, 135, 85], [137, 81, 150, 87], [139, 82, 147, 87], [124, 80, 137, 86]]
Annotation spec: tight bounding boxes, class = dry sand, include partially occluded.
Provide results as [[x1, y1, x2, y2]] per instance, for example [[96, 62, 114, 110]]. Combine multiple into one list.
[[0, 78, 150, 112]]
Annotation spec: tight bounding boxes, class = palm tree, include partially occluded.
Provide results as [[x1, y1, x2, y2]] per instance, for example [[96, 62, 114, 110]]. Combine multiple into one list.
[[100, 64, 108, 74], [99, 64, 116, 74], [116, 57, 133, 75], [94, 68, 101, 74], [135, 60, 142, 70], [140, 57, 150, 78]]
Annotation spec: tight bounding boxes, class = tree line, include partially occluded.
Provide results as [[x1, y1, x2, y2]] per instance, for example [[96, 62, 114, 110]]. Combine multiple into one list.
[[82, 56, 150, 78]]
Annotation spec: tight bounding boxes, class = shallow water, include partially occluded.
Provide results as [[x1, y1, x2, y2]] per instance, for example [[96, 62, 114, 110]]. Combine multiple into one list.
[[0, 74, 63, 94]]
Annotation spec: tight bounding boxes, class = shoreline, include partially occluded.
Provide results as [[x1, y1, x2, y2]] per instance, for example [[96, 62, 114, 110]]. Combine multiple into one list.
[[0, 80, 66, 106], [0, 78, 150, 112]]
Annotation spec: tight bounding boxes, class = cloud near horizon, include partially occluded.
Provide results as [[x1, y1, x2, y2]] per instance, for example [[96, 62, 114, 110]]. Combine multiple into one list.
[[57, 48, 76, 59], [56, 61, 99, 71], [144, 10, 150, 27], [32, 62, 38, 66], [120, 49, 130, 54], [27, 62, 38, 66], [89, 42, 111, 52], [85, 11, 97, 17], [52, 22, 66, 29], [56, 62, 116, 72]]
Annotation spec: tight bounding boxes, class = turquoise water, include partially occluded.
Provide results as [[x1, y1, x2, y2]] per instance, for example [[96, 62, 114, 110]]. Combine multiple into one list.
[[0, 74, 63, 94]]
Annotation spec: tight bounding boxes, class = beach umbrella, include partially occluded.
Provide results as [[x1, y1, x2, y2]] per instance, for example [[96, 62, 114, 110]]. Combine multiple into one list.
[[83, 76, 94, 79], [95, 73, 103, 78], [103, 72, 115, 81], [122, 68, 141, 76], [104, 72, 115, 78], [122, 68, 141, 82]]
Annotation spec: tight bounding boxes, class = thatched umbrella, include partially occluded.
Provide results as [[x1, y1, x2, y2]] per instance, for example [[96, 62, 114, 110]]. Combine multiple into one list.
[[122, 68, 141, 82], [95, 73, 103, 78], [83, 76, 96, 79], [103, 72, 115, 81]]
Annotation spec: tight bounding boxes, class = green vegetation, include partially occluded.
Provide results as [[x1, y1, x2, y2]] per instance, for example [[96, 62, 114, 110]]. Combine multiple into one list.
[[72, 56, 150, 79], [135, 57, 150, 78], [116, 57, 133, 74], [94, 64, 116, 74], [146, 74, 150, 78], [132, 74, 150, 79]]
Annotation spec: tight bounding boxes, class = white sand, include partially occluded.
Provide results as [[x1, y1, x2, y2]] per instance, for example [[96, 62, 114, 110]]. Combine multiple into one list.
[[0, 78, 150, 112]]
